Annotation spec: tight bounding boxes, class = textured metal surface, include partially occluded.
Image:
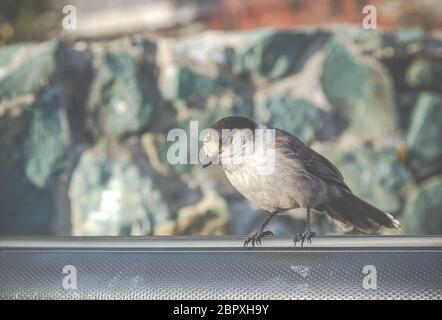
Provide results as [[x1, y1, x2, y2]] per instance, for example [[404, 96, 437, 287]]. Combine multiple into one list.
[[1, 236, 442, 300]]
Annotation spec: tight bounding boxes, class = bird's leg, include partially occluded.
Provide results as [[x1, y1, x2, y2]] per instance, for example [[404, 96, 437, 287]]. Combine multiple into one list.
[[244, 212, 276, 247], [294, 208, 316, 247]]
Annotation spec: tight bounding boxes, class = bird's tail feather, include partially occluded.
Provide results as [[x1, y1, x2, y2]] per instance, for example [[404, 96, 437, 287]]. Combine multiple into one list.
[[323, 190, 400, 234]]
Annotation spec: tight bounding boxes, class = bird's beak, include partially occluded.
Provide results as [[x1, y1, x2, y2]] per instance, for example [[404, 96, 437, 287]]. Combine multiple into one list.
[[202, 154, 218, 168]]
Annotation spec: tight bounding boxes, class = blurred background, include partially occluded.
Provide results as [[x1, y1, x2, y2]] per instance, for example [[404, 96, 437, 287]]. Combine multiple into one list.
[[0, 0, 441, 236]]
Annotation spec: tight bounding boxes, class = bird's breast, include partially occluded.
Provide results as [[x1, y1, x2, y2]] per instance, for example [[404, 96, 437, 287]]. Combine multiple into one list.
[[223, 152, 308, 212]]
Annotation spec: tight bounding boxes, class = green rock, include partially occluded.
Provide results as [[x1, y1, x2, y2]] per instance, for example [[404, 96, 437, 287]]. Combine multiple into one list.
[[317, 144, 412, 214], [69, 141, 171, 236], [0, 44, 26, 68], [393, 28, 425, 45], [0, 102, 54, 235], [406, 58, 442, 91], [406, 93, 442, 179], [234, 29, 329, 80], [0, 41, 84, 235], [88, 52, 156, 138], [23, 88, 69, 189], [402, 176, 442, 235], [0, 40, 58, 100], [161, 65, 222, 105], [321, 39, 397, 134], [0, 40, 70, 235], [254, 96, 326, 143], [331, 27, 383, 51], [0, 167, 54, 235]]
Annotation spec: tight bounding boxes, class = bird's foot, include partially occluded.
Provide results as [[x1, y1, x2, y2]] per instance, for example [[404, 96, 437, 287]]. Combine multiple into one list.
[[244, 230, 273, 248], [293, 231, 316, 247]]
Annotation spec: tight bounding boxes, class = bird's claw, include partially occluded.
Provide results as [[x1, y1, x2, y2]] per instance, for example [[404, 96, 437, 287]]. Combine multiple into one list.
[[244, 230, 273, 248], [293, 231, 316, 247]]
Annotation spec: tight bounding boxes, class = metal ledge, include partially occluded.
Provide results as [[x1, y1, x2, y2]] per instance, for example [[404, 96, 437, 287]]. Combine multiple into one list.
[[1, 236, 442, 300], [1, 235, 442, 249]]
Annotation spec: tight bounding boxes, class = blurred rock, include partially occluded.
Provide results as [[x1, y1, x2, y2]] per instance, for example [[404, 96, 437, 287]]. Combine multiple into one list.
[[69, 141, 171, 235], [0, 98, 55, 235], [228, 199, 310, 237], [254, 96, 326, 143], [160, 65, 223, 106], [0, 40, 58, 100], [332, 27, 383, 51], [0, 168, 54, 235], [392, 28, 426, 45], [1, 28, 442, 236], [55, 42, 94, 145], [316, 143, 412, 214], [405, 93, 442, 180], [153, 219, 177, 236], [87, 42, 158, 138], [174, 193, 229, 235], [143, 131, 190, 175], [321, 38, 397, 137], [23, 88, 69, 189], [233, 29, 329, 80], [402, 176, 442, 235], [395, 91, 419, 132], [133, 134, 203, 217], [0, 40, 74, 235], [168, 30, 242, 68], [157, 36, 230, 109], [406, 58, 442, 91]]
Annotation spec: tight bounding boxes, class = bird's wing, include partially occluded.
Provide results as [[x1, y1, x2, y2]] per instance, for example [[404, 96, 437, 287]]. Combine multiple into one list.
[[275, 129, 352, 192]]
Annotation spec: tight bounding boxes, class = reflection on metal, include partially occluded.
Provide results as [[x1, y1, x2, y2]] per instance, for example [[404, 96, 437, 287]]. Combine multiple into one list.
[[1, 236, 441, 299]]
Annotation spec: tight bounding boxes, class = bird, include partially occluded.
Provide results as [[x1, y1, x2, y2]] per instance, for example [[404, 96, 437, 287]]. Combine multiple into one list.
[[201, 116, 400, 247]]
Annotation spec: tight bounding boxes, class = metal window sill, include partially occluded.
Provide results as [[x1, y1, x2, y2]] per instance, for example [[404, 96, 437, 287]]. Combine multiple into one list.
[[1, 236, 441, 300]]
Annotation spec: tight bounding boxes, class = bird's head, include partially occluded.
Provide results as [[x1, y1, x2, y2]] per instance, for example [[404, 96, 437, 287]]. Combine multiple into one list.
[[202, 116, 258, 168]]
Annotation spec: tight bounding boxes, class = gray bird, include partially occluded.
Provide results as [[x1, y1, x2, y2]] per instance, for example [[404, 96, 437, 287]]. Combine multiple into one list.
[[202, 116, 400, 247]]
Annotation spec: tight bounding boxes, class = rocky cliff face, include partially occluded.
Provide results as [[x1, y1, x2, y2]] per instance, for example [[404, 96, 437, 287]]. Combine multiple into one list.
[[0, 28, 441, 236]]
